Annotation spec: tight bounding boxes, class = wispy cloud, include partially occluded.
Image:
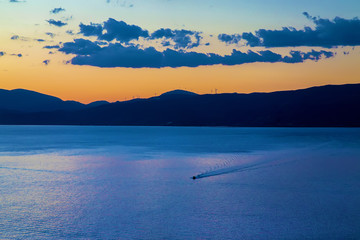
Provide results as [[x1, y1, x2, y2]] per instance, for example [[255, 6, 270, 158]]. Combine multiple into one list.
[[45, 32, 55, 38], [106, 0, 134, 8], [50, 7, 65, 14], [9, 0, 26, 3], [43, 45, 60, 49], [11, 35, 49, 43], [0, 51, 23, 57]]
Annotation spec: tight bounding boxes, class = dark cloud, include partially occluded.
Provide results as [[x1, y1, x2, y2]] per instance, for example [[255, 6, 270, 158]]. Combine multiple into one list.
[[50, 7, 65, 14], [241, 32, 261, 47], [36, 39, 45, 42], [79, 18, 149, 42], [60, 39, 101, 55], [151, 29, 202, 49], [0, 52, 5, 56], [79, 23, 103, 37], [240, 14, 360, 48], [79, 19, 200, 48], [151, 28, 174, 39], [9, 0, 26, 2], [59, 39, 333, 68], [101, 18, 148, 41], [43, 60, 50, 65], [218, 34, 241, 44], [47, 19, 67, 27]]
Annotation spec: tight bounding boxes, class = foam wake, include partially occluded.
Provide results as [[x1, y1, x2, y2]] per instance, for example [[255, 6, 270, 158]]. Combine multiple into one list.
[[191, 153, 283, 180]]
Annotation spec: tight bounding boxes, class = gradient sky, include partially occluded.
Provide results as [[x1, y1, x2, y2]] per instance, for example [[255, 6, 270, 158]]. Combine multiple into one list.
[[1, 0, 360, 103]]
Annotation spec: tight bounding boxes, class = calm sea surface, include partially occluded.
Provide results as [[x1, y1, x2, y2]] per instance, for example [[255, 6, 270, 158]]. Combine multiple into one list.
[[0, 126, 359, 239]]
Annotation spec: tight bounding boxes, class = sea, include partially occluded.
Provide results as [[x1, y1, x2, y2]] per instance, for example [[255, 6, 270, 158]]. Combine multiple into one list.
[[0, 126, 359, 239]]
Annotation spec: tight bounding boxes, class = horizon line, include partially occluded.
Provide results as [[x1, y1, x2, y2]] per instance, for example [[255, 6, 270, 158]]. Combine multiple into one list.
[[2, 82, 360, 104]]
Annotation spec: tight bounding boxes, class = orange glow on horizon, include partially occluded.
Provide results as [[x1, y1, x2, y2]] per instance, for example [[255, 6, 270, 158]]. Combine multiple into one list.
[[0, 50, 359, 104]]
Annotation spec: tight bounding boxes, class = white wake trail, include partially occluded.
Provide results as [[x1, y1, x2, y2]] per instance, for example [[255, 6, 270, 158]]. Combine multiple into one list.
[[191, 153, 286, 180]]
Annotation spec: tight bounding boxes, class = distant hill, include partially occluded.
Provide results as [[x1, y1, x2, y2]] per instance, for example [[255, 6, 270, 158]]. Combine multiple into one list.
[[159, 89, 198, 98], [86, 101, 110, 108], [0, 84, 359, 127], [0, 89, 109, 112]]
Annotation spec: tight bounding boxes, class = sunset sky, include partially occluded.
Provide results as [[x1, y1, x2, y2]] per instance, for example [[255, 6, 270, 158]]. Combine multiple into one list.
[[1, 0, 360, 103]]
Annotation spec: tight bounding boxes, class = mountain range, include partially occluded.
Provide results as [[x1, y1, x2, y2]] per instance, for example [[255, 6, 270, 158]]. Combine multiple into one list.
[[0, 84, 359, 127]]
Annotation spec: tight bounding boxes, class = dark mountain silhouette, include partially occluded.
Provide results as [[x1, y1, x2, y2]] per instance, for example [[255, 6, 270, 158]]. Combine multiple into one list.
[[159, 89, 198, 98], [0, 89, 83, 112], [86, 100, 110, 108], [0, 89, 109, 112], [0, 84, 359, 126]]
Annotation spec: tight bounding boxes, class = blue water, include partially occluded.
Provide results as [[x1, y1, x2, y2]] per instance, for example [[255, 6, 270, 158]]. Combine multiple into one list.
[[0, 126, 359, 239]]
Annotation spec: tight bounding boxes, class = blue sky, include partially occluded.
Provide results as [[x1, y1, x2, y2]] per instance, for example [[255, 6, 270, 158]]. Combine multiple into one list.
[[3, 0, 360, 33]]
